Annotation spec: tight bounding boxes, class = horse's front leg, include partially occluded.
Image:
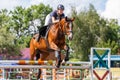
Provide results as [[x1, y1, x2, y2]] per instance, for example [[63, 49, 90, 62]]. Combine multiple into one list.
[[63, 44, 70, 62], [55, 51, 62, 68], [50, 42, 60, 51], [49, 42, 62, 68]]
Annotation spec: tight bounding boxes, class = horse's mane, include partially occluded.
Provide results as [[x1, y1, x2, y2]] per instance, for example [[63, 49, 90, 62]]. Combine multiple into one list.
[[60, 17, 75, 23]]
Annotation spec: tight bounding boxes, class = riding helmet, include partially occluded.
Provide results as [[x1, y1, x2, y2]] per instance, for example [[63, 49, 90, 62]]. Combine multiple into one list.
[[57, 4, 64, 10]]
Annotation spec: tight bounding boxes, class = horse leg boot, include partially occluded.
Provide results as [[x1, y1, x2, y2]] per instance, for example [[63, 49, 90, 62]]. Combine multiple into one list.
[[65, 45, 70, 62], [55, 51, 62, 68]]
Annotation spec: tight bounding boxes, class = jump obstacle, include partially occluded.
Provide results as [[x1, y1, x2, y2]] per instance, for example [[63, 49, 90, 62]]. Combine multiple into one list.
[[0, 48, 111, 80]]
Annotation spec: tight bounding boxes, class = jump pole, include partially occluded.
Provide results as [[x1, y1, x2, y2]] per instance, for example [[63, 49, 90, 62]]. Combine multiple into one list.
[[0, 63, 91, 69], [0, 48, 110, 80], [0, 61, 92, 80], [0, 60, 90, 65]]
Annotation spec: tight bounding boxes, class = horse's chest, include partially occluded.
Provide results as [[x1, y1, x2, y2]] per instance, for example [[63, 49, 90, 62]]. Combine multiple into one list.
[[58, 32, 64, 39], [56, 34, 65, 44], [52, 29, 65, 44]]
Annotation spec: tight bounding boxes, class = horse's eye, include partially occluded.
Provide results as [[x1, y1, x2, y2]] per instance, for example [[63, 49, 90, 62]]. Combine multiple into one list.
[[66, 23, 70, 28]]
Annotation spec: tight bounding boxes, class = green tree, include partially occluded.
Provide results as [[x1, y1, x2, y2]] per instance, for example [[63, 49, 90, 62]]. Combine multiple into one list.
[[0, 9, 20, 57], [96, 19, 119, 54], [30, 3, 52, 27], [71, 5, 99, 61], [71, 4, 119, 61], [10, 3, 52, 47], [0, 9, 15, 46]]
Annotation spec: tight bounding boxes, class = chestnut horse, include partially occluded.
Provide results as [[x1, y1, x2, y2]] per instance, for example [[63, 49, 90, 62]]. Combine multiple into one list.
[[30, 17, 75, 79]]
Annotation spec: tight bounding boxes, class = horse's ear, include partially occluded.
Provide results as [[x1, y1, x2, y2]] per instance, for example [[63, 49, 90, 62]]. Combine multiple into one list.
[[65, 16, 68, 21], [71, 17, 75, 21]]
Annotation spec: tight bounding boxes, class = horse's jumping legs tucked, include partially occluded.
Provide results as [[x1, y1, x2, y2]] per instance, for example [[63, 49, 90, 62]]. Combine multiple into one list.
[[55, 51, 62, 68], [36, 51, 49, 80]]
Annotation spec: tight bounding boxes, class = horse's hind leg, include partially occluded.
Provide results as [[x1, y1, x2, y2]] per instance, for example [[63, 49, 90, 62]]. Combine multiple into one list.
[[30, 39, 36, 60], [30, 47, 35, 60], [36, 49, 40, 60], [35, 49, 42, 80], [37, 69, 42, 80]]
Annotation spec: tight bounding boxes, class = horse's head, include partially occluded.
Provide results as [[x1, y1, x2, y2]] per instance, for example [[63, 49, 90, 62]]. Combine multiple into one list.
[[60, 17, 75, 40]]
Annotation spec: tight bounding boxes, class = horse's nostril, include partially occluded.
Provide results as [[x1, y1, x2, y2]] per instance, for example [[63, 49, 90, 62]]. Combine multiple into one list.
[[68, 36, 72, 40], [70, 37, 73, 40], [68, 33, 73, 40]]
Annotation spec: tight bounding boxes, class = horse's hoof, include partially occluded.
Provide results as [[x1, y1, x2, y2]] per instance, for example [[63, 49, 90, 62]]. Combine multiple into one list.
[[37, 78, 40, 80], [65, 58, 69, 62], [61, 60, 66, 64], [55, 65, 60, 68], [55, 63, 61, 68]]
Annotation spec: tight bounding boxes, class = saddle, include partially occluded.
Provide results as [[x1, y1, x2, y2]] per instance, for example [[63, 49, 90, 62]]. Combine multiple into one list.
[[33, 25, 49, 42], [39, 25, 48, 37]]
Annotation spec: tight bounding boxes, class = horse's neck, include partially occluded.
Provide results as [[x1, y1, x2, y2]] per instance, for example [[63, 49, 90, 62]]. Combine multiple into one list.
[[55, 21, 65, 30], [49, 20, 65, 34], [49, 22, 64, 36]]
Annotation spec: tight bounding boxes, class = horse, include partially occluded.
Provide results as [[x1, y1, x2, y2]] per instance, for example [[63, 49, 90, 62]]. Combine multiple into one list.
[[29, 17, 75, 79]]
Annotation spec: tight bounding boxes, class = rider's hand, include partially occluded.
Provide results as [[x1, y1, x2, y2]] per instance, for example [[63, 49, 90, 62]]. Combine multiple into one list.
[[57, 19, 60, 22]]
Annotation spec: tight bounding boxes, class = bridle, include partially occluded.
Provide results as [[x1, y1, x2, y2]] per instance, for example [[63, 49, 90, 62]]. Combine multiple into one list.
[[63, 21, 73, 35], [57, 17, 73, 36]]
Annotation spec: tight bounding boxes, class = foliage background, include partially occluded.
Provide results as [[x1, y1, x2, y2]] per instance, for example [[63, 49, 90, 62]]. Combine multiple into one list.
[[0, 3, 120, 60]]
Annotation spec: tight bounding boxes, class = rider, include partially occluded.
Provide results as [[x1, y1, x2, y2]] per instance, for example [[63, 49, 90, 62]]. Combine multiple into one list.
[[37, 4, 65, 42], [44, 4, 65, 26]]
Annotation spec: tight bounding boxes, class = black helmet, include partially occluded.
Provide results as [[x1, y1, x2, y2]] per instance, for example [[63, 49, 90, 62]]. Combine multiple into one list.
[[57, 4, 64, 10]]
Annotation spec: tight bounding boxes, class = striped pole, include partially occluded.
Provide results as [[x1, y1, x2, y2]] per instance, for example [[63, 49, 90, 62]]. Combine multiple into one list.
[[0, 60, 90, 65], [0, 60, 54, 65]]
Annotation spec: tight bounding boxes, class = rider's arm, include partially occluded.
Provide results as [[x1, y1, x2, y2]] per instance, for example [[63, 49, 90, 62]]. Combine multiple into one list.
[[52, 17, 59, 23]]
